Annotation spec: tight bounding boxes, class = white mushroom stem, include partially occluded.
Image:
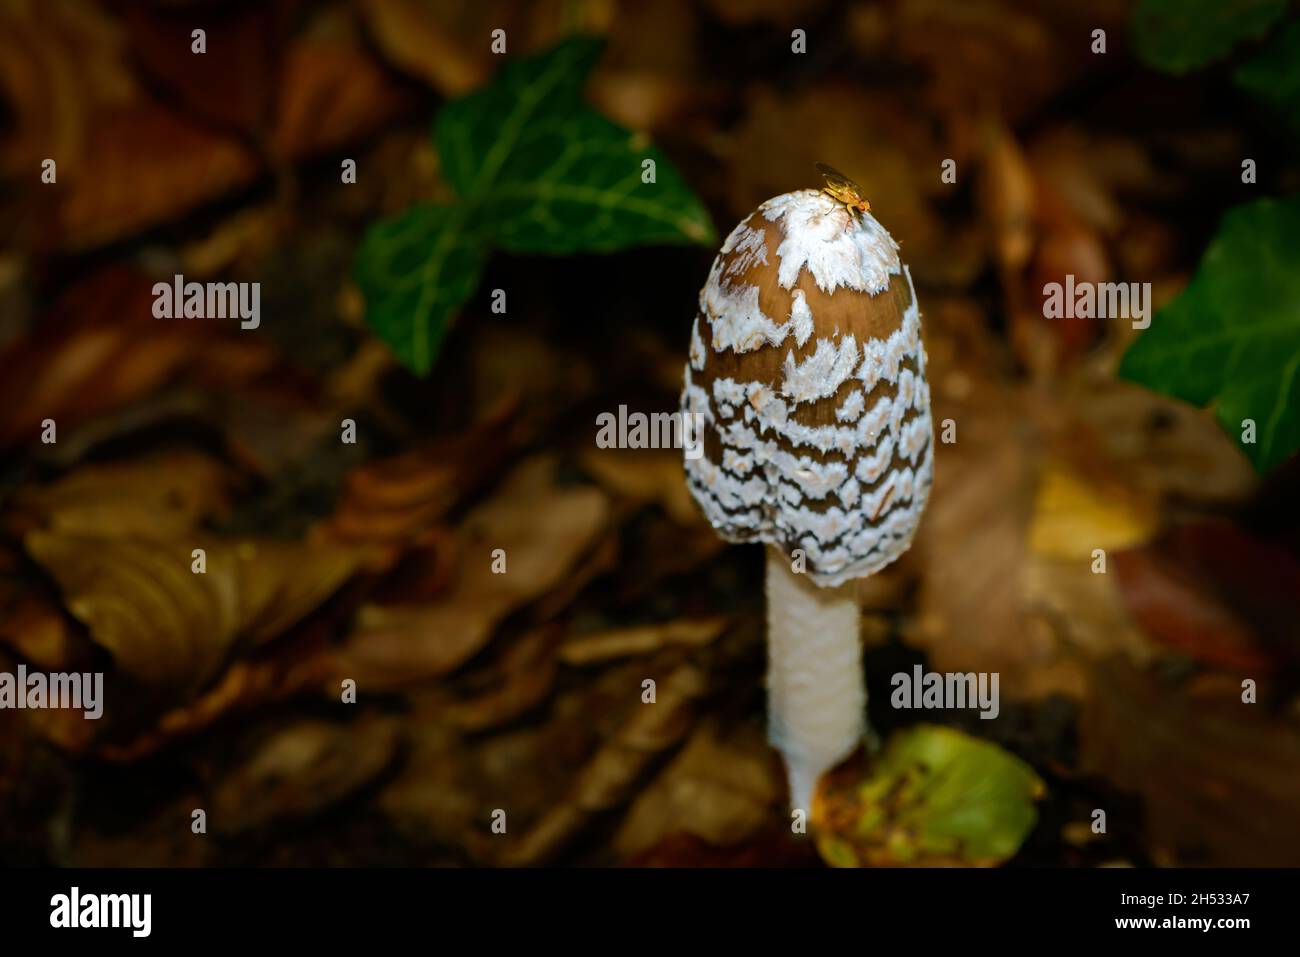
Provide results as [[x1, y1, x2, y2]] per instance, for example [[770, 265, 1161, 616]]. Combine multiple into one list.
[[765, 546, 864, 815]]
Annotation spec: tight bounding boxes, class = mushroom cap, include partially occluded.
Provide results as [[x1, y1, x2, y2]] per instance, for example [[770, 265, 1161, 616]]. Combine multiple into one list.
[[682, 189, 933, 587]]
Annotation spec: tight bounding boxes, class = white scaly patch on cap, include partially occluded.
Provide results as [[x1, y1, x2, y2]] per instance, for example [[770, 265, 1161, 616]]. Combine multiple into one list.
[[721, 222, 769, 278], [712, 377, 748, 406], [855, 434, 897, 485], [781, 334, 859, 403], [836, 390, 865, 422], [722, 448, 753, 476], [703, 274, 819, 357], [766, 449, 848, 499], [788, 289, 814, 347], [858, 297, 916, 390], [760, 189, 901, 295], [688, 315, 707, 372], [702, 280, 770, 354]]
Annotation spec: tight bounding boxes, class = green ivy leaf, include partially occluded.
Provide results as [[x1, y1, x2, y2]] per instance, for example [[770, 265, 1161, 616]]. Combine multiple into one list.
[[1133, 0, 1288, 75], [1119, 196, 1300, 473], [354, 205, 489, 374], [484, 111, 714, 254], [814, 725, 1043, 868], [356, 35, 715, 374], [1234, 20, 1300, 136], [435, 36, 605, 200]]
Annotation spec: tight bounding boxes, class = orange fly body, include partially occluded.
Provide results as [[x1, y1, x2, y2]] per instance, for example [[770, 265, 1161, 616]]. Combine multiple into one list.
[[815, 162, 871, 215]]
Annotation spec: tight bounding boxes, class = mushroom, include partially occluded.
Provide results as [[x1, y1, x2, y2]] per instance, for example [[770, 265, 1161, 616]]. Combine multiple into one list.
[[681, 185, 934, 813]]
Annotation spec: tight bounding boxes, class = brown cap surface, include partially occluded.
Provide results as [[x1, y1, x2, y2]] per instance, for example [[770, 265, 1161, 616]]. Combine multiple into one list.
[[682, 189, 933, 587]]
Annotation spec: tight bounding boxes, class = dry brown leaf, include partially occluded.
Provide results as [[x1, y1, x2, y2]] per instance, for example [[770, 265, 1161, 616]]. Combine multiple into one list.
[[530, 528, 619, 621], [1027, 458, 1158, 561], [589, 71, 706, 134], [338, 456, 609, 687], [588, 0, 708, 133], [442, 626, 560, 731], [0, 543, 87, 672], [979, 121, 1036, 276], [0, 0, 137, 177], [210, 715, 402, 834], [355, 0, 492, 95], [317, 405, 522, 545], [913, 307, 1198, 701], [0, 593, 75, 672], [1028, 128, 1127, 237], [613, 720, 780, 859], [892, 0, 1108, 125], [120, 1, 292, 139], [913, 364, 1038, 687], [1, 0, 262, 250], [357, 0, 613, 96], [1020, 555, 1155, 699], [26, 531, 370, 699], [21, 692, 100, 753], [503, 662, 707, 864], [577, 446, 701, 526], [470, 325, 597, 431], [1110, 549, 1268, 674], [7, 452, 231, 538], [98, 649, 341, 762], [56, 104, 261, 251], [0, 268, 278, 449], [270, 28, 419, 162], [1080, 658, 1300, 866], [376, 720, 484, 858], [379, 698, 602, 863], [179, 205, 286, 278], [1062, 374, 1257, 506], [1111, 521, 1300, 674], [560, 616, 729, 666], [916, 424, 1161, 700]]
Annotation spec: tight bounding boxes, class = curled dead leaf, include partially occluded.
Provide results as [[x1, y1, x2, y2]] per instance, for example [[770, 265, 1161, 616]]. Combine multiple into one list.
[[578, 447, 701, 526], [614, 720, 780, 860], [25, 531, 371, 699], [1112, 521, 1300, 673], [210, 715, 402, 834], [7, 452, 231, 539], [979, 121, 1036, 276], [56, 104, 261, 251], [560, 616, 728, 666], [270, 29, 419, 163], [0, 268, 278, 449], [440, 626, 560, 732], [339, 456, 609, 688], [0, 0, 136, 177], [503, 663, 707, 865], [355, 0, 492, 96], [318, 406, 522, 545]]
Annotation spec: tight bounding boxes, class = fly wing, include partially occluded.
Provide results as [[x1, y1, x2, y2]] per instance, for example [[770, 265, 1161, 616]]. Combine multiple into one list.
[[815, 162, 861, 196]]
